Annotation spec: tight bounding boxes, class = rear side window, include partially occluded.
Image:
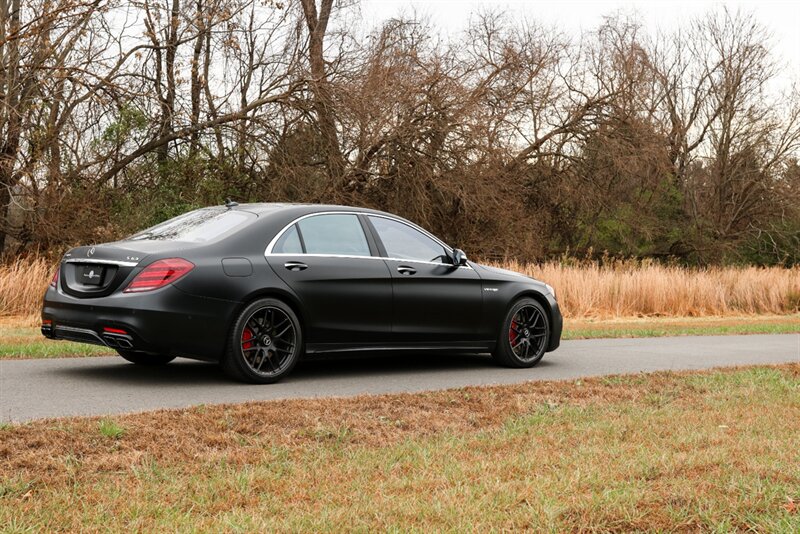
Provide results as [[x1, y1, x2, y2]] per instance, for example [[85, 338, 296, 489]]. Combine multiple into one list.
[[127, 208, 254, 243], [273, 224, 303, 253], [296, 214, 371, 256]]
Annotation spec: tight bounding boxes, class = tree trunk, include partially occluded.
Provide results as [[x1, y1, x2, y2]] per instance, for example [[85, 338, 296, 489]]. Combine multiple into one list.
[[189, 0, 203, 156], [157, 0, 180, 164], [0, 0, 21, 258], [300, 0, 345, 181]]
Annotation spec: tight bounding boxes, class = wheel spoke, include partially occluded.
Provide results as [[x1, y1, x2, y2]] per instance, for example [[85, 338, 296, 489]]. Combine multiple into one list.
[[245, 348, 258, 366], [255, 348, 268, 372], [271, 317, 289, 333], [272, 344, 294, 354], [249, 318, 264, 337], [274, 324, 292, 338], [264, 351, 277, 373]]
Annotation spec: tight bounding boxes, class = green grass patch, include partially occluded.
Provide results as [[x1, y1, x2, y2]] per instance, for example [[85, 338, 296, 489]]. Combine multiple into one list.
[[97, 419, 125, 440], [0, 325, 112, 359], [563, 321, 800, 340], [0, 340, 112, 359]]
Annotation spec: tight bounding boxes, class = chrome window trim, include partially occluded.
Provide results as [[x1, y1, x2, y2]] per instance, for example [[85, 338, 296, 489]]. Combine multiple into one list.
[[64, 258, 139, 267], [268, 252, 382, 261], [267, 252, 472, 269], [264, 211, 472, 269]]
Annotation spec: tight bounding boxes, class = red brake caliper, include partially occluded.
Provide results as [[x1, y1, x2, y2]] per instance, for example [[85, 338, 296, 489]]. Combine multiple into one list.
[[509, 320, 519, 345], [242, 327, 255, 350]]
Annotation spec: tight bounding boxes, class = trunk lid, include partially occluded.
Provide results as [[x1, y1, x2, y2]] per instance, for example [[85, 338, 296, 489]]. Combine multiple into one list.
[[60, 241, 195, 298]]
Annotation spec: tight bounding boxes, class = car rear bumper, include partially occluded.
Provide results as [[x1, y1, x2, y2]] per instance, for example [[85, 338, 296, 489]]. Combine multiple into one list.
[[41, 285, 238, 361]]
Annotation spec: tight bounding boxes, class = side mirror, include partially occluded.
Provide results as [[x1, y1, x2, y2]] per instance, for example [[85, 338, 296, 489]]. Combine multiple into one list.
[[451, 248, 468, 266]]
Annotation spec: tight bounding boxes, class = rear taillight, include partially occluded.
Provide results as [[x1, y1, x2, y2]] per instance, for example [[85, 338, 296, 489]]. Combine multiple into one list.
[[50, 267, 59, 288], [123, 258, 194, 293]]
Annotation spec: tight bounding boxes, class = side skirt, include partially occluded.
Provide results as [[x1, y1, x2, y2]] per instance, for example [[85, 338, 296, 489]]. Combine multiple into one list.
[[305, 341, 496, 355]]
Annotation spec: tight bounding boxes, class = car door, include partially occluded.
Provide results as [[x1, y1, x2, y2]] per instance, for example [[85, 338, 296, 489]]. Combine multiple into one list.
[[365, 215, 483, 344], [266, 213, 392, 346]]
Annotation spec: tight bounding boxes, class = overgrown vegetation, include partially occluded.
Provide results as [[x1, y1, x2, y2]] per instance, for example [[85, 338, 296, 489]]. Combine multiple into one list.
[[1, 2, 799, 264], [1, 365, 798, 530]]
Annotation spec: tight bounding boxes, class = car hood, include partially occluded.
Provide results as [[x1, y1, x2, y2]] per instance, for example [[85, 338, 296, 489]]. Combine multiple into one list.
[[475, 263, 553, 295], [474, 263, 535, 282]]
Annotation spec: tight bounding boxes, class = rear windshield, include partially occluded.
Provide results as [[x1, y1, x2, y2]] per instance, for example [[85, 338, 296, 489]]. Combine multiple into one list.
[[126, 208, 254, 243]]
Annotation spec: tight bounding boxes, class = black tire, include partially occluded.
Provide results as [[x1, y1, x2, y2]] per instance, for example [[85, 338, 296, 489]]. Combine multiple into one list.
[[116, 349, 176, 365], [492, 298, 549, 368], [221, 297, 303, 384]]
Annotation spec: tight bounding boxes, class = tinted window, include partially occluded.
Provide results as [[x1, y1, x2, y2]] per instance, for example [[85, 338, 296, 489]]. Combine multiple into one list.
[[297, 214, 371, 256], [127, 208, 254, 243], [273, 224, 303, 253], [369, 216, 447, 262]]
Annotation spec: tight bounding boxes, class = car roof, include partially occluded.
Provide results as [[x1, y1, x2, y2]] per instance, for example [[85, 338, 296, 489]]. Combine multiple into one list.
[[229, 202, 403, 220]]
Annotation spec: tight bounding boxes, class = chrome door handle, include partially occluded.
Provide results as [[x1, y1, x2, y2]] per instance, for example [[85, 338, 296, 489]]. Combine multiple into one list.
[[397, 265, 416, 275], [284, 261, 308, 272]]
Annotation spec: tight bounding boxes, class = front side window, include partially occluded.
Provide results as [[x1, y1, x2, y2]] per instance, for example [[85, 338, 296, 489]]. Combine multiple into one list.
[[369, 216, 448, 263], [295, 214, 371, 256]]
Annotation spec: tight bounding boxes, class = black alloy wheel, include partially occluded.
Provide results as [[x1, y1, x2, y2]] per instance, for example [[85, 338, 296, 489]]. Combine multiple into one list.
[[222, 298, 303, 383], [492, 298, 549, 368]]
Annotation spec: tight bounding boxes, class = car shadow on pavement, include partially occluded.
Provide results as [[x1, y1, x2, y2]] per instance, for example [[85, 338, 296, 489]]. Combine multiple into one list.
[[52, 351, 531, 386]]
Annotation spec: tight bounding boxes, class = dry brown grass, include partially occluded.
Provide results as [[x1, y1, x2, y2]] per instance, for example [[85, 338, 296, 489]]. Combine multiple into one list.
[[2, 255, 798, 323], [0, 256, 52, 324], [500, 259, 800, 318]]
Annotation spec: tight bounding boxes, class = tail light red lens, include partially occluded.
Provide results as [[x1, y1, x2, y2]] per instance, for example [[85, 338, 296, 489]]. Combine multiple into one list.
[[103, 327, 128, 335], [50, 267, 59, 288], [123, 258, 194, 293]]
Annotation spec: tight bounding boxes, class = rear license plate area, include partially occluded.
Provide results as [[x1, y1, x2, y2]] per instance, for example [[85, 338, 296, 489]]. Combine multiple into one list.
[[80, 265, 105, 286]]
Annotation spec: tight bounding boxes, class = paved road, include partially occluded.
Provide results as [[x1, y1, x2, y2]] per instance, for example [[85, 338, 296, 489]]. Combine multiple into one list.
[[1, 334, 798, 422]]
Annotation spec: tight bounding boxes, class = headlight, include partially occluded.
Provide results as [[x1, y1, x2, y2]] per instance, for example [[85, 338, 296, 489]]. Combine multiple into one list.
[[544, 283, 556, 299]]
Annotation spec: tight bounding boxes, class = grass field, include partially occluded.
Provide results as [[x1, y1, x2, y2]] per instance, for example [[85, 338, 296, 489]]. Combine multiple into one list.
[[1, 364, 798, 531], [2, 315, 799, 360]]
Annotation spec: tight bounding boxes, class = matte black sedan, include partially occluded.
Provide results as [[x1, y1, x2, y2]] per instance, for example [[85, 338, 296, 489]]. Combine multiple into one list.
[[41, 203, 562, 383]]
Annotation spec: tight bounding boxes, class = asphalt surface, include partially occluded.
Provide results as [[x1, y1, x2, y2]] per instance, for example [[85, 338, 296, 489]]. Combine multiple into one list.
[[1, 334, 798, 422]]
